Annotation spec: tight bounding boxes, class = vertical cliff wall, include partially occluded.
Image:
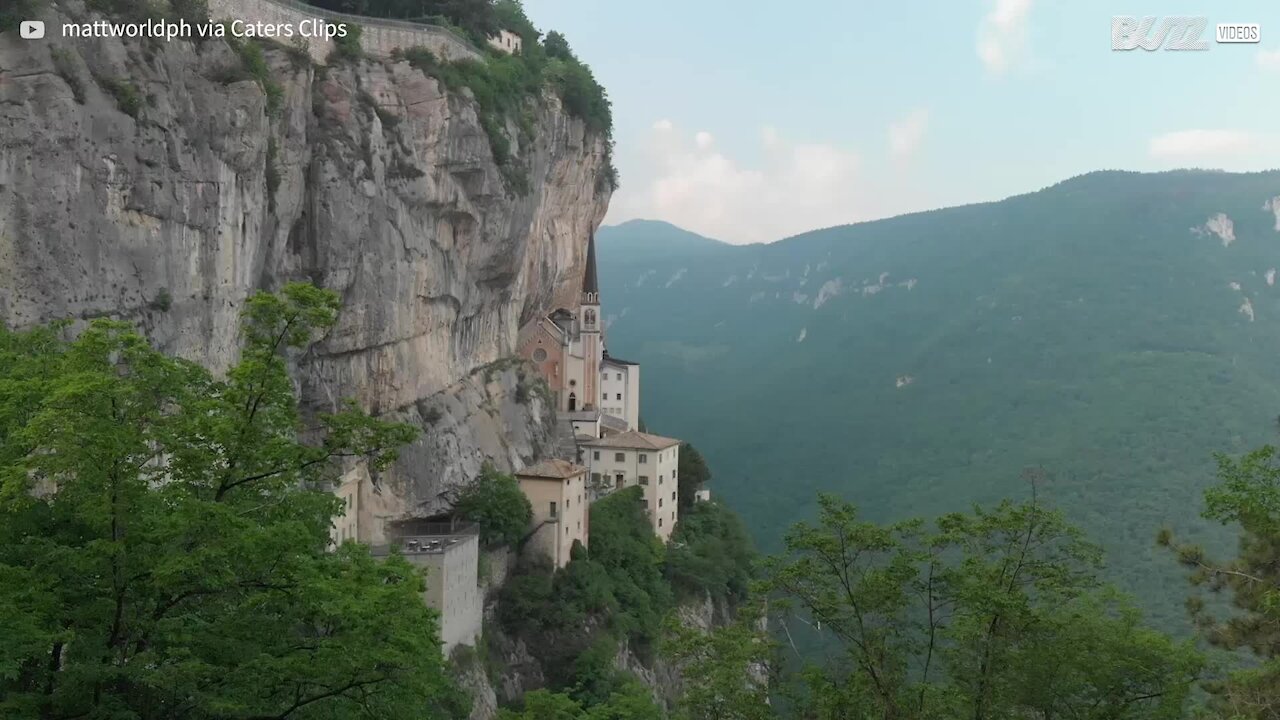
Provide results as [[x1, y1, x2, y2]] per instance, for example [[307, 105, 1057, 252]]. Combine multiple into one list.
[[0, 4, 611, 536]]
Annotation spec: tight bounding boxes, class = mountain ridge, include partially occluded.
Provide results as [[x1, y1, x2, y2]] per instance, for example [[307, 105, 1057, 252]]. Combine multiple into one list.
[[597, 168, 1280, 631]]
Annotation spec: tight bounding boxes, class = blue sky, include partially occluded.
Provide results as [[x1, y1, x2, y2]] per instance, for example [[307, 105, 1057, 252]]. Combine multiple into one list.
[[522, 0, 1280, 244]]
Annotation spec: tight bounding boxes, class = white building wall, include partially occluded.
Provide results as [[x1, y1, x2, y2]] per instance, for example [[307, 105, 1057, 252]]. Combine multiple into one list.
[[599, 363, 640, 431], [519, 473, 589, 568], [403, 535, 481, 654], [585, 445, 679, 541], [563, 352, 586, 412]]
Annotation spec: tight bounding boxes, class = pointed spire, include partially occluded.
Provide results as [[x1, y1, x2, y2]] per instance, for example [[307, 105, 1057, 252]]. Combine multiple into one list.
[[582, 231, 600, 300]]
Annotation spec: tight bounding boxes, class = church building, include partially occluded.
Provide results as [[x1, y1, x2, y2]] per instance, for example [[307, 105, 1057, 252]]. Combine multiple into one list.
[[517, 232, 640, 435]]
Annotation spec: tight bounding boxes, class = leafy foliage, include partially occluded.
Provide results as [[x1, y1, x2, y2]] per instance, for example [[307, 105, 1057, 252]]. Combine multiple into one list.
[[452, 462, 533, 546], [496, 488, 672, 690], [331, 22, 364, 63], [662, 606, 773, 720], [0, 283, 462, 720], [497, 684, 663, 720], [676, 442, 710, 511], [1161, 445, 1280, 717], [761, 493, 1203, 720], [664, 499, 754, 602]]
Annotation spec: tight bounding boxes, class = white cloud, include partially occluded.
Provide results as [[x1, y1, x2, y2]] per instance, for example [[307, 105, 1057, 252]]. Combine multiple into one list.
[[888, 110, 929, 160], [977, 0, 1033, 74], [1148, 129, 1280, 165], [606, 121, 872, 244], [1257, 49, 1280, 72]]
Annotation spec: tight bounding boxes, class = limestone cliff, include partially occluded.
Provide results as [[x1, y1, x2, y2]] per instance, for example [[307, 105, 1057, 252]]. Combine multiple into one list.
[[0, 2, 610, 537]]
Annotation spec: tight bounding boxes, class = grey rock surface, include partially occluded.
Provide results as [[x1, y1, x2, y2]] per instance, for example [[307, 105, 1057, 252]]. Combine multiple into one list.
[[0, 6, 610, 536]]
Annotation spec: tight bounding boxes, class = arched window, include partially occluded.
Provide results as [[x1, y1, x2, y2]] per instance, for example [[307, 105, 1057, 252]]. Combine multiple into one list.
[[568, 393, 577, 412], [584, 309, 596, 327]]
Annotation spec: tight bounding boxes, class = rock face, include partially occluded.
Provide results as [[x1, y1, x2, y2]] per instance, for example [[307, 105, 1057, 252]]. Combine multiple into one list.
[[0, 3, 611, 537]]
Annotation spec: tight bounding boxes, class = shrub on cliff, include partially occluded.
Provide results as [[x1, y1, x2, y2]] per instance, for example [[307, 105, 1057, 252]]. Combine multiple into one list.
[[452, 462, 534, 547], [665, 500, 755, 603]]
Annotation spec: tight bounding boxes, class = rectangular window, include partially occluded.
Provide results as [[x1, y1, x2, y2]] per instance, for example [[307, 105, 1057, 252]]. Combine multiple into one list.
[[615, 452, 625, 462], [672, 491, 676, 500], [638, 454, 648, 464], [549, 501, 557, 519], [659, 475, 663, 485], [615, 473, 624, 488], [592, 472, 601, 484], [616, 393, 622, 400], [659, 498, 663, 508], [616, 373, 622, 380], [639, 476, 649, 486], [593, 451, 600, 461], [659, 518, 663, 528]]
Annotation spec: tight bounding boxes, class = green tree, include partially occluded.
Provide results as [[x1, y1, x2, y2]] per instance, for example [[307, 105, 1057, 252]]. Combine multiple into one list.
[[764, 493, 1201, 720], [543, 30, 574, 61], [676, 442, 711, 511], [664, 500, 754, 602], [498, 685, 664, 720], [452, 462, 533, 546], [1161, 445, 1280, 717], [0, 283, 465, 720], [663, 606, 773, 720]]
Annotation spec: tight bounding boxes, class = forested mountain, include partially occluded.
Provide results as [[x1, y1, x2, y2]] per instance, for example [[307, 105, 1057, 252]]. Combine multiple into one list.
[[598, 170, 1280, 630]]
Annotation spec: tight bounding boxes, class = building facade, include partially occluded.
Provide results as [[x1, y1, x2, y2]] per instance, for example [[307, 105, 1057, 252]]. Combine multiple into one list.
[[582, 431, 681, 542], [487, 29, 523, 54], [516, 459, 590, 568], [516, 233, 638, 432], [599, 354, 641, 432], [373, 524, 482, 654]]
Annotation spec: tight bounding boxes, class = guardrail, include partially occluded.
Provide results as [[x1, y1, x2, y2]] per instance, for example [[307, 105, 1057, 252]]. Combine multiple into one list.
[[254, 0, 475, 48], [206, 0, 483, 64]]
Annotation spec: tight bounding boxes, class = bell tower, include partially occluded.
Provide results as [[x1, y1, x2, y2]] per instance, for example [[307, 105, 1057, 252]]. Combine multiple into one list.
[[579, 231, 601, 410]]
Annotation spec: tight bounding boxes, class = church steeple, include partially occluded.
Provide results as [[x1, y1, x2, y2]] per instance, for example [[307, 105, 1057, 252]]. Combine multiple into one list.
[[582, 231, 599, 305]]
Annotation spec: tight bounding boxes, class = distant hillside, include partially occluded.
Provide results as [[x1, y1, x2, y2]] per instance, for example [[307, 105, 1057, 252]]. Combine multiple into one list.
[[598, 170, 1280, 631], [596, 220, 730, 260]]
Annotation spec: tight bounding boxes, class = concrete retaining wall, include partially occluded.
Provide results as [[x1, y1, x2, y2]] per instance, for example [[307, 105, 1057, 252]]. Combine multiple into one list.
[[206, 0, 482, 65]]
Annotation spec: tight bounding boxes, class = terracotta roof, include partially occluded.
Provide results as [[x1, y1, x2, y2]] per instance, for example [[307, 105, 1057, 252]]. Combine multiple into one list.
[[581, 430, 681, 451], [516, 458, 587, 481]]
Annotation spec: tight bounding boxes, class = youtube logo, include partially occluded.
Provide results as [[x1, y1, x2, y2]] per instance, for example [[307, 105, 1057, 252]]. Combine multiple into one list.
[[20, 20, 45, 39]]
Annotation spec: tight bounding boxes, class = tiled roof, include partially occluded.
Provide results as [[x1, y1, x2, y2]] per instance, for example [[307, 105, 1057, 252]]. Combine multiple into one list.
[[516, 458, 588, 481], [581, 430, 681, 451], [602, 353, 639, 366]]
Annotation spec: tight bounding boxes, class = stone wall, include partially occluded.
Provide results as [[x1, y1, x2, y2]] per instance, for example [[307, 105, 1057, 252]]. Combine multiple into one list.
[[206, 0, 481, 64]]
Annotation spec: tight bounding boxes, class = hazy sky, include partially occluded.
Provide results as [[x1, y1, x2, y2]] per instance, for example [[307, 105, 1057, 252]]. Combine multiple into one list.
[[522, 0, 1280, 244]]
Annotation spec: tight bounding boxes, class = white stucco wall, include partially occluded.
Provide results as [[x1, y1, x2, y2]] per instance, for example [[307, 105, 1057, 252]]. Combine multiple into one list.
[[599, 362, 640, 431], [585, 444, 679, 542], [519, 473, 589, 568], [403, 534, 482, 653]]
